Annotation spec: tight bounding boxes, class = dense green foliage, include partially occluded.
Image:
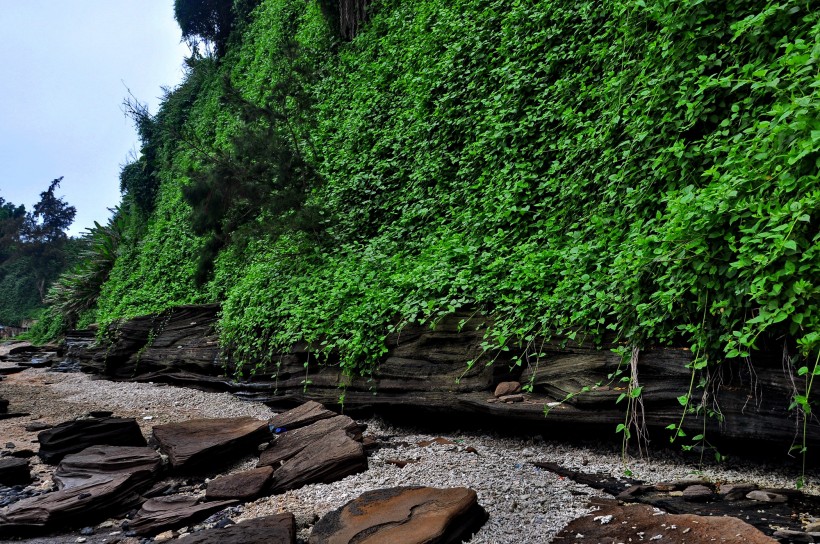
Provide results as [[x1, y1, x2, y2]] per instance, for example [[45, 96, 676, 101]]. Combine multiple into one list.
[[86, 0, 817, 382], [46, 213, 126, 329]]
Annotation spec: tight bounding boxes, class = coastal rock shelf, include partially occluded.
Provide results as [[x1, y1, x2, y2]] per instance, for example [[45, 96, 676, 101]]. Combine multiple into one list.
[[67, 303, 820, 453]]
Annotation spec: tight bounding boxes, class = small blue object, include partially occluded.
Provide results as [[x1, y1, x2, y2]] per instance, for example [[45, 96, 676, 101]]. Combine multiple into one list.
[[275, 427, 286, 434]]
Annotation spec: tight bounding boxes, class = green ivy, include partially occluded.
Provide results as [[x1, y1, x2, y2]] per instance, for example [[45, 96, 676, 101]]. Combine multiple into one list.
[[94, 0, 818, 383]]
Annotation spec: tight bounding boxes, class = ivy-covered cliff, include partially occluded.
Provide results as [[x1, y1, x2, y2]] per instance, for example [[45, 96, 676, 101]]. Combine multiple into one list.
[[48, 0, 819, 380]]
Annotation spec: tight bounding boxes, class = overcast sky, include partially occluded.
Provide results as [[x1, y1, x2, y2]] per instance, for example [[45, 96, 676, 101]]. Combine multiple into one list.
[[0, 1, 189, 236]]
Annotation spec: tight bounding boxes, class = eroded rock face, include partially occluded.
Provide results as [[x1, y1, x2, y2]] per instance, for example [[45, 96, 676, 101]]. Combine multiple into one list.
[[37, 417, 147, 464], [309, 486, 487, 544], [180, 513, 296, 544], [69, 304, 820, 454], [152, 417, 268, 470], [554, 499, 777, 544]]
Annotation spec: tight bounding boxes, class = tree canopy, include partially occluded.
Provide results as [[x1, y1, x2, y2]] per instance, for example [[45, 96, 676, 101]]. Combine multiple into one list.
[[0, 179, 77, 325]]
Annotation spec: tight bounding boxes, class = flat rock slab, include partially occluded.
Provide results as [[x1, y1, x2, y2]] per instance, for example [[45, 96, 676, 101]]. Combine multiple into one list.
[[182, 513, 296, 544], [553, 499, 777, 543], [0, 446, 162, 535], [37, 417, 146, 464], [0, 458, 30, 486], [271, 428, 367, 493], [127, 495, 237, 536], [206, 466, 273, 501], [0, 473, 133, 535], [258, 415, 363, 468], [309, 486, 487, 544], [152, 416, 268, 470], [54, 445, 161, 489], [268, 401, 335, 433]]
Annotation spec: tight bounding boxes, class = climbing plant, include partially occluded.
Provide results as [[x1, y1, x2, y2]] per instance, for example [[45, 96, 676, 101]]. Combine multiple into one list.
[[86, 0, 818, 428]]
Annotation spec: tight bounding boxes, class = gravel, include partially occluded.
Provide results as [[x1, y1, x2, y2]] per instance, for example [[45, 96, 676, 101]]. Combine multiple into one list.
[[0, 367, 817, 543]]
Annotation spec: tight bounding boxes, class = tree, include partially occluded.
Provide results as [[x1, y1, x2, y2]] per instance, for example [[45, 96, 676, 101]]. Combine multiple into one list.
[[21, 178, 76, 245], [0, 197, 25, 264], [174, 0, 237, 56], [20, 178, 77, 300]]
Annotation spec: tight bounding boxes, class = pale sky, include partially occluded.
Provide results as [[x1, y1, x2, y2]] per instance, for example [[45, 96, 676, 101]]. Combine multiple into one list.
[[0, 1, 189, 236]]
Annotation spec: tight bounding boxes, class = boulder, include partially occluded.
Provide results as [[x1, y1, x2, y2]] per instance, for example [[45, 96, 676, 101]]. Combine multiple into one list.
[[682, 484, 714, 502], [181, 513, 295, 544], [268, 401, 335, 432], [0, 458, 30, 486], [37, 417, 146, 464], [270, 429, 366, 493], [493, 381, 521, 397], [205, 466, 274, 501], [0, 446, 162, 535], [152, 417, 268, 470], [310, 486, 487, 544], [554, 499, 777, 544], [126, 495, 237, 536], [258, 415, 363, 468]]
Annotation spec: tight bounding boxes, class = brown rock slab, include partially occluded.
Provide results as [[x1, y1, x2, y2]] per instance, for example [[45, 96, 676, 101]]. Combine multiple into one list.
[[152, 417, 268, 470], [127, 495, 237, 536], [309, 486, 487, 544], [37, 417, 146, 464], [0, 458, 30, 486], [553, 499, 777, 544], [268, 401, 335, 432], [0, 473, 135, 535], [258, 415, 362, 468], [270, 429, 366, 493], [205, 466, 273, 501], [179, 513, 296, 544], [54, 445, 162, 489], [493, 381, 521, 397], [0, 445, 163, 535]]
